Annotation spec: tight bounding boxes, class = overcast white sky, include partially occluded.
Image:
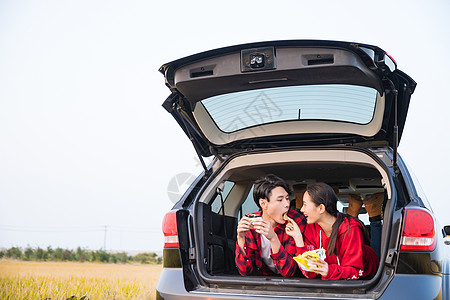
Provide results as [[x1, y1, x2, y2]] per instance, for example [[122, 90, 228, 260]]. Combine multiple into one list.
[[1, 0, 449, 252]]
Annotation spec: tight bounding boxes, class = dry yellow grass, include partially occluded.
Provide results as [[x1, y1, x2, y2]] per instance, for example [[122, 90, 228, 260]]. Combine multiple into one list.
[[0, 259, 162, 300]]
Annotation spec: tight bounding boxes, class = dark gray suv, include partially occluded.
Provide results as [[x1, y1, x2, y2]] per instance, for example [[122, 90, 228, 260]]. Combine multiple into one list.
[[156, 40, 450, 299]]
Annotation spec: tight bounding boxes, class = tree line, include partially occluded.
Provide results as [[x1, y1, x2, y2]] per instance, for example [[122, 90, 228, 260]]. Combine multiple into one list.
[[0, 246, 162, 264]]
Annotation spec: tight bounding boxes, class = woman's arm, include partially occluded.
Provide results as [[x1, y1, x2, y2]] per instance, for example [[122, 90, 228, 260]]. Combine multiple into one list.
[[322, 223, 365, 280], [285, 217, 305, 247]]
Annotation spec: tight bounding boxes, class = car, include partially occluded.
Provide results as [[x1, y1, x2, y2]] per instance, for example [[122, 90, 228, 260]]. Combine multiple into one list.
[[156, 40, 450, 299], [444, 226, 450, 245]]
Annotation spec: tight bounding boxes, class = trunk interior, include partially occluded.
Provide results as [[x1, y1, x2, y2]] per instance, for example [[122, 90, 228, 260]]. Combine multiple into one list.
[[190, 148, 397, 293]]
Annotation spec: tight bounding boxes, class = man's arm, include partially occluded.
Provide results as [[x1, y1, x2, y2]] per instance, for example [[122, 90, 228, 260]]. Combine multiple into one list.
[[253, 219, 282, 254], [235, 233, 258, 276], [270, 231, 302, 277], [236, 216, 256, 276]]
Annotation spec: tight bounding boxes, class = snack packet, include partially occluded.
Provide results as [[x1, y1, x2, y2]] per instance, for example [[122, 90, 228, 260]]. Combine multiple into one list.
[[293, 248, 326, 272]]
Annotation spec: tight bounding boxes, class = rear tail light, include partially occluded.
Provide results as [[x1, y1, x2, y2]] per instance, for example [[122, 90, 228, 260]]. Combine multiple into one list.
[[162, 210, 179, 249], [400, 207, 436, 252]]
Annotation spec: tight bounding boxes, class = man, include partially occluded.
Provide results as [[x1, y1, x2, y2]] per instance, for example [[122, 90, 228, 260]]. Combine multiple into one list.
[[235, 174, 306, 276], [346, 192, 384, 258]]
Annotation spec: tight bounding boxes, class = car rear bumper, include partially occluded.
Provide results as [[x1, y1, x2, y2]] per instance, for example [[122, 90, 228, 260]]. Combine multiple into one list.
[[156, 268, 443, 300]]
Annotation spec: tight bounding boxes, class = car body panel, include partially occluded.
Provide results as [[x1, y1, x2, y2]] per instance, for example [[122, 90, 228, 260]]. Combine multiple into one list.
[[379, 274, 442, 299]]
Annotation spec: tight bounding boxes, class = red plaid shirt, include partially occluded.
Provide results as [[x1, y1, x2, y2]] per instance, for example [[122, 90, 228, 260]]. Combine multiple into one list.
[[235, 209, 306, 277]]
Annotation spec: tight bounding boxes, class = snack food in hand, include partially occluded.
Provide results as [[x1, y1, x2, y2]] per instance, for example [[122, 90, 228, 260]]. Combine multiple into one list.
[[293, 248, 326, 272], [246, 214, 262, 227], [283, 213, 289, 221]]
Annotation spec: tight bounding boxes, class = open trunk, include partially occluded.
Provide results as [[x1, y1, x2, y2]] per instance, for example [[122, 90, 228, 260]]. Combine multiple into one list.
[[178, 147, 402, 297]]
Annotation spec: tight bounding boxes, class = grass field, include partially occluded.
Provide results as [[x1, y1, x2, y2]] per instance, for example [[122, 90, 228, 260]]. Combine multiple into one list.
[[0, 259, 163, 300]]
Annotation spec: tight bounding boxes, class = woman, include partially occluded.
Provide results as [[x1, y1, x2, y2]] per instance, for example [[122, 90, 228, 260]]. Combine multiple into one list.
[[286, 182, 379, 280]]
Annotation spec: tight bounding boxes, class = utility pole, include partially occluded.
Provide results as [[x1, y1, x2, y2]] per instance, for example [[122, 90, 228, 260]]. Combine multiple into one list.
[[104, 225, 107, 249]]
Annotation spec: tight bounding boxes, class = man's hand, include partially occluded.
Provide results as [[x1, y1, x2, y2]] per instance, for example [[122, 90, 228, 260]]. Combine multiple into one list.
[[253, 219, 281, 254], [237, 216, 252, 236], [237, 216, 252, 253], [253, 219, 277, 241]]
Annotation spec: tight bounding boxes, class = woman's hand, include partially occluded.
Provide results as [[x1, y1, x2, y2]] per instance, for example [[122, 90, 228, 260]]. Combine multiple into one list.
[[285, 216, 304, 247], [308, 259, 329, 277], [285, 216, 300, 237]]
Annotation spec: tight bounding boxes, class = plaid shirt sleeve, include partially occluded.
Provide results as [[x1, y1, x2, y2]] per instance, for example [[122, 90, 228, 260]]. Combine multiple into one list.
[[235, 231, 257, 276], [270, 232, 298, 276]]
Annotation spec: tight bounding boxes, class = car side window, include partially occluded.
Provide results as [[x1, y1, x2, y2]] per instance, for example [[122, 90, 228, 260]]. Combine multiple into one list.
[[210, 181, 235, 214], [407, 167, 432, 212], [239, 185, 259, 218]]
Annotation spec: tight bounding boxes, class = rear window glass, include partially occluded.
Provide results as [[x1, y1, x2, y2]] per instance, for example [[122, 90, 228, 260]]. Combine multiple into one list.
[[201, 84, 378, 133]]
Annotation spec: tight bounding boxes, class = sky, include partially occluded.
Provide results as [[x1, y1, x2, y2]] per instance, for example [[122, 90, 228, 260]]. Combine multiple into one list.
[[1, 0, 449, 252]]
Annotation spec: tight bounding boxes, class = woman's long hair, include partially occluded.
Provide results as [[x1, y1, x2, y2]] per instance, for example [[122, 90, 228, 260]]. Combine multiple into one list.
[[306, 182, 370, 256]]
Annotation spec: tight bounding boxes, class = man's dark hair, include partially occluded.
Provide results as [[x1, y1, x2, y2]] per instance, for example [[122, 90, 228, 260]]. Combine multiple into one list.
[[253, 174, 291, 209]]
